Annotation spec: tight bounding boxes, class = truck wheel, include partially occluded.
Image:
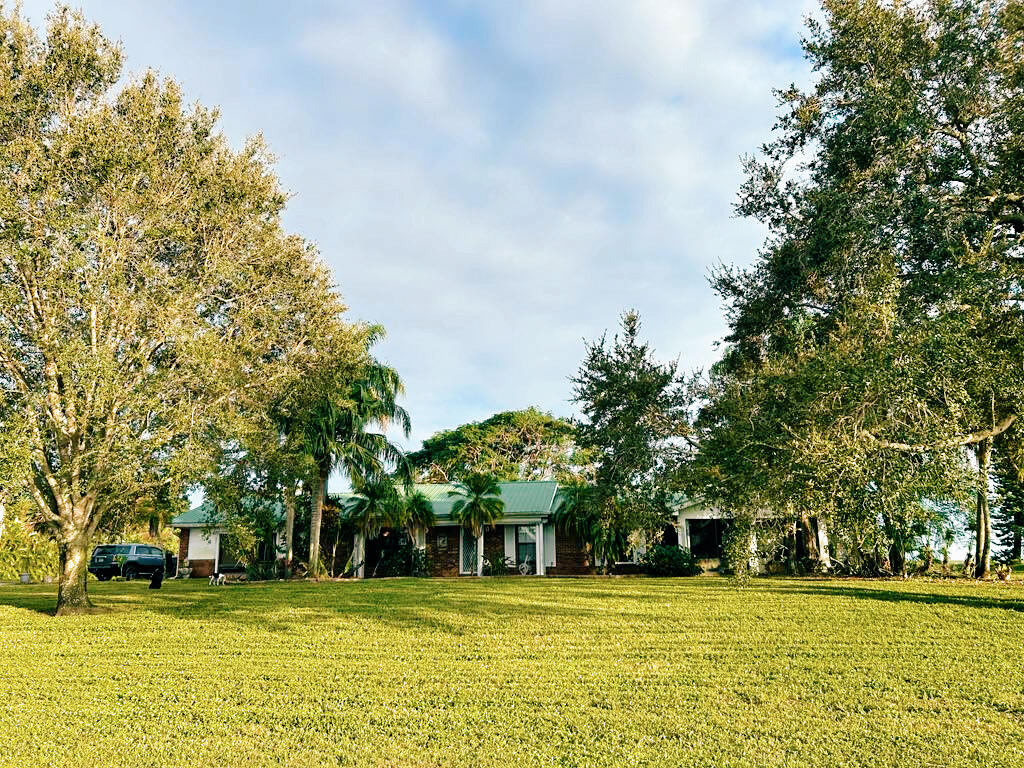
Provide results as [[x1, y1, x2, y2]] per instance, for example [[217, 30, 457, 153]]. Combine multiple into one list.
[[123, 565, 137, 581]]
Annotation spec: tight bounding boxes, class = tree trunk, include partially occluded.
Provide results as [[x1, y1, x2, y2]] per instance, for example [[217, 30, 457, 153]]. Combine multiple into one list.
[[889, 542, 906, 577], [309, 467, 328, 580], [283, 488, 296, 578], [801, 513, 819, 562], [975, 439, 992, 579], [56, 531, 92, 615]]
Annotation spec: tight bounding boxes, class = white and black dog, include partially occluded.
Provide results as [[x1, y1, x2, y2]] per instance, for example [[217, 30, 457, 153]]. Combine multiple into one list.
[[209, 572, 226, 586]]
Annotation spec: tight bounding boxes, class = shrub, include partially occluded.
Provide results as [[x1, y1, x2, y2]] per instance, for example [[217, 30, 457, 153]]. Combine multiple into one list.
[[245, 561, 283, 581], [482, 555, 514, 576], [0, 514, 59, 581], [639, 545, 702, 577], [374, 542, 431, 578]]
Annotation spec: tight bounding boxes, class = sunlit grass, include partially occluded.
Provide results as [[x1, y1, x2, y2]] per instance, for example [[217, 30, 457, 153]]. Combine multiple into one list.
[[1, 577, 1023, 767]]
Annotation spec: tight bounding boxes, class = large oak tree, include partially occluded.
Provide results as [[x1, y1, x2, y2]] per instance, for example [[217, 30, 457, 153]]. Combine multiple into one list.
[[0, 8, 362, 612], [694, 0, 1024, 578]]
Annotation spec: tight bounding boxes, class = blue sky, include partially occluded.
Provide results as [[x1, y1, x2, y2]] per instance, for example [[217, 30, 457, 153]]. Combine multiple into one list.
[[23, 1, 815, 457]]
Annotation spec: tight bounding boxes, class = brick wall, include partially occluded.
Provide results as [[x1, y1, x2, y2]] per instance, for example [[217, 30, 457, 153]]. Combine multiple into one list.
[[547, 528, 592, 575], [189, 559, 215, 578], [177, 528, 188, 563], [484, 525, 505, 564], [426, 525, 460, 577]]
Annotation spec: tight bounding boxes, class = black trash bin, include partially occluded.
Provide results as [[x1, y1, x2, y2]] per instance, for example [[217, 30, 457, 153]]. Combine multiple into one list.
[[165, 553, 178, 577]]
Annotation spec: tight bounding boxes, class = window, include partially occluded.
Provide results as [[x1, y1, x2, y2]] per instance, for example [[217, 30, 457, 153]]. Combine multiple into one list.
[[516, 526, 536, 574], [687, 519, 727, 559]]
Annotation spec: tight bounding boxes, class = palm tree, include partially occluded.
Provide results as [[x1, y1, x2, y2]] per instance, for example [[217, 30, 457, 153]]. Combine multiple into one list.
[[345, 478, 403, 539], [553, 484, 626, 574], [303, 352, 412, 579], [448, 473, 504, 575], [402, 490, 436, 547]]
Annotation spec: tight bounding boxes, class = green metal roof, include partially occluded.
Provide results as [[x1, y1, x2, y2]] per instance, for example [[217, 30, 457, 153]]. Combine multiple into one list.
[[334, 480, 559, 523], [171, 498, 285, 528], [175, 483, 705, 529]]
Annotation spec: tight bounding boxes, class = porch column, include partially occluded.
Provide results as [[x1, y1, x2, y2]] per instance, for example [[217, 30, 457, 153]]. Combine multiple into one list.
[[535, 522, 545, 576], [476, 531, 484, 576], [354, 532, 366, 579], [679, 519, 690, 550], [816, 518, 832, 570]]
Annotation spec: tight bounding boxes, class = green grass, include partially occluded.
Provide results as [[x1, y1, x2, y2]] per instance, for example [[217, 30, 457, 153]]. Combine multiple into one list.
[[1, 578, 1023, 768]]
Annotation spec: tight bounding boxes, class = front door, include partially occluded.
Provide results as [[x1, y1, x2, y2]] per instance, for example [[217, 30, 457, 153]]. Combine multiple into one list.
[[460, 528, 478, 575]]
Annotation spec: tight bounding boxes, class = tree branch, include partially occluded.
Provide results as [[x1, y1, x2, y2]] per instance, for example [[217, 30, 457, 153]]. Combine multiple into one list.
[[862, 413, 1017, 453]]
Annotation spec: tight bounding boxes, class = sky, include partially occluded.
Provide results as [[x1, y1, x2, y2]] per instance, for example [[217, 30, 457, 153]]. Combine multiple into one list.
[[22, 0, 817, 459]]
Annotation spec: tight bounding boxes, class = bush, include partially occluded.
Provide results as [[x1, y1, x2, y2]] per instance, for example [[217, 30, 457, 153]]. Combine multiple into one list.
[[639, 545, 702, 577], [482, 555, 514, 576], [245, 560, 283, 581], [375, 542, 431, 578], [0, 514, 58, 581]]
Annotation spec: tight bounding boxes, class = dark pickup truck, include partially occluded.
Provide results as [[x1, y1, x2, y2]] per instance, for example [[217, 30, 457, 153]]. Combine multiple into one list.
[[89, 544, 166, 581]]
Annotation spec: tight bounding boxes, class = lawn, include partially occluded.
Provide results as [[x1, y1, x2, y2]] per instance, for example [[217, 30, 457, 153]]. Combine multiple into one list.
[[1, 578, 1023, 768]]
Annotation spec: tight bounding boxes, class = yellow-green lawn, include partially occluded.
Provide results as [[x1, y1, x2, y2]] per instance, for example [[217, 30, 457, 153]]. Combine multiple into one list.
[[1, 577, 1022, 768]]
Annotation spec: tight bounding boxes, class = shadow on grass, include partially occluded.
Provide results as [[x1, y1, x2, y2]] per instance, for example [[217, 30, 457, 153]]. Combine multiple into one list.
[[5, 576, 1022, 629], [759, 580, 1024, 613], [0, 577, 616, 634], [0, 585, 60, 615]]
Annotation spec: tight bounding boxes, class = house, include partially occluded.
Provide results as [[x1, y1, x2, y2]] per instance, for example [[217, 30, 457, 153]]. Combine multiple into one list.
[[351, 481, 562, 578], [172, 481, 730, 578], [171, 500, 283, 578]]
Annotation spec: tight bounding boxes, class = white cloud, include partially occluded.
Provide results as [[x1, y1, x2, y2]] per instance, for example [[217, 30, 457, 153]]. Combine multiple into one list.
[[298, 1, 485, 143], [15, 0, 818, 459]]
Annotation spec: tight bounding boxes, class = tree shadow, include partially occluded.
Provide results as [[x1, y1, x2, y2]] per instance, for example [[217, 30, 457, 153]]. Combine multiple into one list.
[[0, 585, 61, 615], [0, 577, 613, 635], [762, 580, 1024, 612]]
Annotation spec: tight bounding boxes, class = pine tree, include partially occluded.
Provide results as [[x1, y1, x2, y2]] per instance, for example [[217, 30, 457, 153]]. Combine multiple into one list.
[[992, 448, 1024, 563]]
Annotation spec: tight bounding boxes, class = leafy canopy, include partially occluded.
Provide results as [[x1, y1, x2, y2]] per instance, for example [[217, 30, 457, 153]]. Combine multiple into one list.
[[407, 407, 583, 483]]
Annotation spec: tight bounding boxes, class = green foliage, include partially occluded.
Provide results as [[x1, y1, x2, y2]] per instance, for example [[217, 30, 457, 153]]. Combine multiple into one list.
[[481, 554, 514, 576], [3, 579, 1024, 767], [638, 545, 702, 577], [298, 338, 412, 578], [448, 473, 505, 539], [572, 311, 690, 495], [992, 437, 1024, 562], [566, 311, 687, 567], [344, 478, 403, 539], [373, 541, 431, 578], [0, 512, 58, 580], [407, 407, 587, 483], [0, 7, 364, 609], [721, 513, 755, 582], [691, 0, 1024, 577], [245, 561, 283, 581], [402, 490, 436, 534]]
